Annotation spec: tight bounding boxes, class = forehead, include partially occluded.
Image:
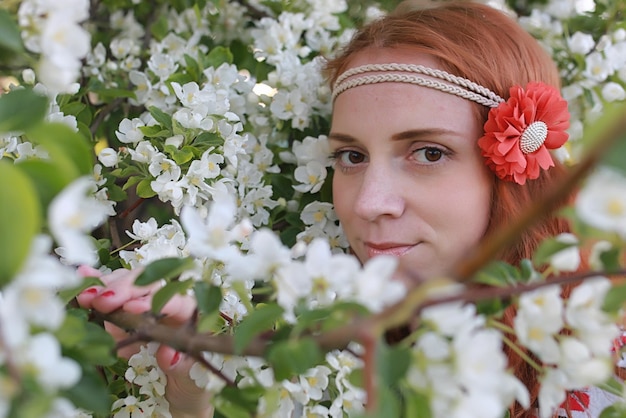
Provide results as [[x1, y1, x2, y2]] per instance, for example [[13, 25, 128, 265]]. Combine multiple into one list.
[[341, 46, 442, 72], [331, 47, 483, 136]]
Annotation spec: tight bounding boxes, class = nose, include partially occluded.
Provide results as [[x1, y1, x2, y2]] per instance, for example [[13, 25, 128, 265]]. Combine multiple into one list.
[[353, 163, 405, 221]]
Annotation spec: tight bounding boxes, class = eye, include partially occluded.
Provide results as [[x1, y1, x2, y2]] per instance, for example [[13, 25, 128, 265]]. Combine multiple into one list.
[[413, 147, 446, 163], [331, 150, 367, 167]]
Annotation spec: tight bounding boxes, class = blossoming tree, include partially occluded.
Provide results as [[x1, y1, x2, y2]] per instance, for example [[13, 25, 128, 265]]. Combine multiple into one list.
[[1, 0, 626, 417]]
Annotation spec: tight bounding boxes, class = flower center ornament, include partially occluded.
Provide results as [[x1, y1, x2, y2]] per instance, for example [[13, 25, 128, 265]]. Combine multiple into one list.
[[520, 121, 548, 154], [332, 63, 570, 185]]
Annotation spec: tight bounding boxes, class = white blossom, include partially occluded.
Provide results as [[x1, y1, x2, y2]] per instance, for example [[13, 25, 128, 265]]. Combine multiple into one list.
[[576, 167, 626, 238], [293, 160, 328, 193], [97, 147, 119, 167], [602, 81, 626, 102], [14, 333, 81, 391], [353, 256, 403, 312], [548, 233, 580, 272], [48, 177, 113, 265], [567, 31, 596, 54], [514, 285, 564, 363], [116, 118, 146, 144]]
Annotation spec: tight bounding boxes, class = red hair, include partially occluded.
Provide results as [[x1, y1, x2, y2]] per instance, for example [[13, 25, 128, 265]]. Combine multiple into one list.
[[324, 2, 573, 416]]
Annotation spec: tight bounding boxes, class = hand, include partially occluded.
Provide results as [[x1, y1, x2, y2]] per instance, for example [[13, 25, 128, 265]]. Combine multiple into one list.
[[76, 266, 213, 418]]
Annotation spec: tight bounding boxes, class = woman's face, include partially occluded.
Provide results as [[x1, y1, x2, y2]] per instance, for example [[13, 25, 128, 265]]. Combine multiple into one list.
[[329, 48, 493, 281]]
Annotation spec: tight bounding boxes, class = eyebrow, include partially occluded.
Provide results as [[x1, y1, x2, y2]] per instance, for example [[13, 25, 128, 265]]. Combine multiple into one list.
[[327, 128, 463, 143]]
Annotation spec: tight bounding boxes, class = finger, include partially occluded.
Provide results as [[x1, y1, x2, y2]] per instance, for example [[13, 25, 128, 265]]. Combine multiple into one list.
[[155, 345, 213, 416], [76, 265, 105, 309], [89, 268, 161, 314], [159, 293, 198, 326], [77, 268, 134, 310], [123, 292, 197, 326], [77, 265, 103, 278], [76, 285, 105, 309], [103, 322, 144, 360]]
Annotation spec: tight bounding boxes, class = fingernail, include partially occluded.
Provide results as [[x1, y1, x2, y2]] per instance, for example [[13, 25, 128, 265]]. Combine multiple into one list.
[[170, 351, 181, 367], [101, 290, 115, 297], [83, 287, 98, 294]]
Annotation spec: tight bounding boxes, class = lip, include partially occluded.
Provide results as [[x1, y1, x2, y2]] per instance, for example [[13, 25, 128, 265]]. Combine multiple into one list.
[[364, 242, 417, 258]]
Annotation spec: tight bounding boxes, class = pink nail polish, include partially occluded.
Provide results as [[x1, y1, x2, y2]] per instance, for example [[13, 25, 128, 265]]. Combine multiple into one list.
[[83, 287, 98, 294], [170, 351, 181, 366], [101, 290, 115, 297]]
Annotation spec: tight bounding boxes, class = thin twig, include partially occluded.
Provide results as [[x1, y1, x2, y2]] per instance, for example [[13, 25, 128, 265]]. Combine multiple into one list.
[[234, 0, 271, 20], [90, 97, 124, 136], [194, 354, 237, 388], [360, 330, 378, 413], [119, 198, 145, 218], [417, 269, 626, 313]]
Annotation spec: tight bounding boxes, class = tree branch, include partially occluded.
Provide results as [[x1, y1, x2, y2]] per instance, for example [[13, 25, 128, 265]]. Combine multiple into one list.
[[97, 267, 626, 363]]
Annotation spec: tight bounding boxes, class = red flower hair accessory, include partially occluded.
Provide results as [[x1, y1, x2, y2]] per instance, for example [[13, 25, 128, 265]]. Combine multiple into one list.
[[477, 82, 570, 185]]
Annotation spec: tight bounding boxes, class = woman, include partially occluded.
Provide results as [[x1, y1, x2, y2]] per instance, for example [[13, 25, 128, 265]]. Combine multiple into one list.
[[78, 1, 599, 417], [325, 2, 572, 416]]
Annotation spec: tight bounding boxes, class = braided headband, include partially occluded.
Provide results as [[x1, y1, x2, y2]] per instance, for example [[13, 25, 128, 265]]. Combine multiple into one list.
[[331, 63, 570, 185], [331, 63, 505, 108]]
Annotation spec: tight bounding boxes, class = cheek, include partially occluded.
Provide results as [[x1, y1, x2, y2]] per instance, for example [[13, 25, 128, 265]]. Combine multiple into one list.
[[452, 181, 492, 243], [332, 176, 351, 224]]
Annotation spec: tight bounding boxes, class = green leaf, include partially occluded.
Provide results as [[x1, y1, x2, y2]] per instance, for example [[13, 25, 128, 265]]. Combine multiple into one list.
[[0, 9, 24, 53], [213, 399, 251, 418], [135, 257, 196, 286], [266, 337, 323, 381], [26, 122, 93, 177], [401, 383, 432, 418], [376, 342, 410, 387], [148, 106, 173, 131], [195, 131, 224, 147], [88, 87, 136, 101], [292, 302, 368, 335], [194, 282, 224, 316], [0, 161, 41, 286], [602, 282, 626, 312], [165, 144, 195, 165], [151, 280, 193, 313], [218, 385, 264, 414], [373, 386, 402, 418], [599, 247, 622, 274], [122, 175, 143, 191], [136, 178, 157, 198], [519, 258, 539, 282], [599, 403, 626, 418], [0, 88, 48, 133], [234, 304, 283, 354], [150, 12, 170, 40], [61, 310, 116, 366], [57, 275, 103, 304], [16, 160, 70, 209], [532, 237, 577, 267], [106, 183, 127, 202], [55, 312, 88, 347], [8, 391, 54, 418], [473, 260, 522, 286], [184, 53, 202, 79], [60, 101, 87, 119], [205, 46, 234, 68], [140, 125, 170, 138], [62, 367, 112, 416]]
